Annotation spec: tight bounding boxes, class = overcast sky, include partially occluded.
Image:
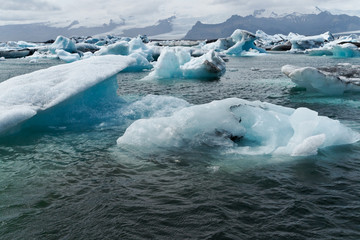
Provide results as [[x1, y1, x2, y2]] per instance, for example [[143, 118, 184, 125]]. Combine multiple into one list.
[[1, 0, 359, 29]]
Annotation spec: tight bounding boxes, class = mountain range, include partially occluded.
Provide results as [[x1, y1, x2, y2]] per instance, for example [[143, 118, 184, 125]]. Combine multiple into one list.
[[184, 11, 360, 40], [2, 10, 360, 42]]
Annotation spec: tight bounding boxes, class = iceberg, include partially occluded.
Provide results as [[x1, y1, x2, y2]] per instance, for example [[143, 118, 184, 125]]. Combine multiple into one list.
[[202, 38, 235, 52], [95, 41, 130, 56], [75, 43, 100, 53], [129, 37, 153, 61], [0, 49, 36, 59], [306, 34, 360, 57], [289, 32, 334, 52], [117, 98, 359, 156], [226, 29, 266, 56], [49, 35, 77, 54], [56, 49, 81, 63], [144, 48, 225, 80], [0, 55, 136, 135], [282, 64, 360, 94], [255, 30, 289, 50]]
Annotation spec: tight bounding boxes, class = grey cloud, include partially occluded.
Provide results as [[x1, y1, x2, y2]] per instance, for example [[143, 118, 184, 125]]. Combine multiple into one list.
[[0, 0, 60, 11]]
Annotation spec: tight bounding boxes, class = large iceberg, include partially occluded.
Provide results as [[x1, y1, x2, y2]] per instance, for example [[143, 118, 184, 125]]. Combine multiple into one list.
[[144, 48, 226, 80], [117, 98, 359, 156], [289, 32, 334, 52], [0, 55, 136, 135], [306, 34, 360, 57], [226, 30, 266, 56], [282, 64, 360, 94], [255, 30, 289, 51]]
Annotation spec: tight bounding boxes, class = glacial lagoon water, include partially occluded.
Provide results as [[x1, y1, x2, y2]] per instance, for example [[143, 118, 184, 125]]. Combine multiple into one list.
[[1, 53, 360, 239]]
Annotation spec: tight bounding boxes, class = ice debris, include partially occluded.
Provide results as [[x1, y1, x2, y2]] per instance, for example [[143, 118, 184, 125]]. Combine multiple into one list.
[[282, 64, 360, 94], [117, 98, 359, 156]]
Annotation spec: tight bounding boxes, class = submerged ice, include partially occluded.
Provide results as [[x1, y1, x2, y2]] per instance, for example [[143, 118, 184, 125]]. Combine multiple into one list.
[[117, 98, 360, 156]]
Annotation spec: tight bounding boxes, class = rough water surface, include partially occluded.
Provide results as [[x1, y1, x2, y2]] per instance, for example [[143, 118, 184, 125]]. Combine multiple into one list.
[[1, 53, 360, 239]]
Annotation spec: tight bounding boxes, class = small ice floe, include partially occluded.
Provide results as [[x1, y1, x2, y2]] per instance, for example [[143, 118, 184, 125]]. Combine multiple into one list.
[[282, 64, 360, 94]]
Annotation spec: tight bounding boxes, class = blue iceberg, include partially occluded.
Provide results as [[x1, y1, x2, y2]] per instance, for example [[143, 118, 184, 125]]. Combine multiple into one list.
[[144, 48, 226, 80], [0, 55, 136, 135]]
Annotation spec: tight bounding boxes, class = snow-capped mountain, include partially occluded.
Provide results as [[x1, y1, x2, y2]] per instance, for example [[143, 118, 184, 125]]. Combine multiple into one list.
[[184, 10, 360, 40]]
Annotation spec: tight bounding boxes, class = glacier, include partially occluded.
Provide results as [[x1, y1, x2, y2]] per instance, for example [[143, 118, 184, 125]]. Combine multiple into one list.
[[282, 64, 360, 94], [117, 98, 360, 156], [0, 55, 136, 135]]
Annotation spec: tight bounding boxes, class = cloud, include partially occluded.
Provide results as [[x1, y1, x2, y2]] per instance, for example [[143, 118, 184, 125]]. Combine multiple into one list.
[[0, 0, 359, 29], [0, 0, 60, 11]]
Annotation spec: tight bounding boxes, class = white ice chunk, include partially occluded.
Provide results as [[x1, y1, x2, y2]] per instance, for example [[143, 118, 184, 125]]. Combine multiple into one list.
[[49, 35, 77, 54], [282, 64, 360, 94], [144, 48, 225, 80], [117, 98, 359, 156], [0, 55, 136, 135], [56, 49, 80, 63], [289, 32, 334, 52], [129, 37, 153, 61], [226, 29, 266, 56], [95, 41, 129, 56]]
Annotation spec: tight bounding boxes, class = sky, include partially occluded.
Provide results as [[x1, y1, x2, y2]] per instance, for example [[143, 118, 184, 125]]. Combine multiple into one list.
[[1, 0, 360, 32]]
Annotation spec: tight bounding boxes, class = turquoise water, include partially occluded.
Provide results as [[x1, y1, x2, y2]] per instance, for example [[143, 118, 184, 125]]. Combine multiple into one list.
[[1, 54, 360, 239]]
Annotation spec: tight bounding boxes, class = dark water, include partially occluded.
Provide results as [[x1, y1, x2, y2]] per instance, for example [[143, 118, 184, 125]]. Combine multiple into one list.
[[1, 54, 360, 239]]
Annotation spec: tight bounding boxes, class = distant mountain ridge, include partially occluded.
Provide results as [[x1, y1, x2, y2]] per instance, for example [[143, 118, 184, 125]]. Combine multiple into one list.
[[0, 17, 175, 42], [184, 11, 360, 40]]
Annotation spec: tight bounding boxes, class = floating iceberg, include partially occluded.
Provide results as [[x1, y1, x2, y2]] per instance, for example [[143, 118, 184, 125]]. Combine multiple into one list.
[[124, 53, 153, 72], [75, 43, 100, 53], [255, 30, 288, 50], [117, 98, 359, 156], [49, 35, 77, 54], [0, 55, 135, 135], [95, 41, 129, 56], [226, 29, 266, 56], [289, 32, 334, 52], [0, 49, 35, 58], [129, 37, 153, 61], [282, 64, 360, 94], [306, 34, 360, 57], [144, 48, 225, 80], [55, 49, 81, 63]]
